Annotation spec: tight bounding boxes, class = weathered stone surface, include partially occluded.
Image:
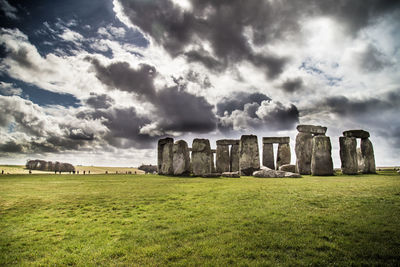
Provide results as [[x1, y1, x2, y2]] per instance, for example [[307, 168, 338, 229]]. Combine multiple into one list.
[[262, 143, 275, 169], [361, 138, 376, 174], [357, 148, 365, 172], [262, 137, 290, 144], [276, 143, 291, 170], [221, 171, 240, 178], [295, 132, 313, 175], [192, 139, 212, 176], [311, 136, 334, 176], [216, 139, 239, 146], [173, 140, 190, 175], [210, 153, 216, 173], [239, 135, 260, 175], [339, 137, 358, 174], [284, 172, 302, 178], [158, 138, 174, 175], [343, 130, 370, 139], [297, 124, 327, 135], [253, 167, 301, 178], [230, 144, 240, 172], [216, 144, 230, 173], [279, 164, 296, 173]]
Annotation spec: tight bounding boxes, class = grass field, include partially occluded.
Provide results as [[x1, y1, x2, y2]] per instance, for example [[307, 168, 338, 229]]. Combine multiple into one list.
[[0, 165, 144, 175], [1, 171, 399, 266]]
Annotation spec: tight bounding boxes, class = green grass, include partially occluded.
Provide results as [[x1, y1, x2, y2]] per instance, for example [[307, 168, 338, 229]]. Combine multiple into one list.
[[1, 171, 399, 266]]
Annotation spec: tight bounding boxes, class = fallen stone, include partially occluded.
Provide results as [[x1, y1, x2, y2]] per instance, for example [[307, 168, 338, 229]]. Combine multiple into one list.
[[262, 137, 290, 144], [230, 144, 240, 172], [253, 167, 301, 178], [311, 136, 334, 176], [279, 164, 296, 173], [343, 130, 370, 139], [361, 138, 376, 174], [158, 137, 174, 175], [239, 135, 260, 175], [216, 144, 230, 173], [262, 143, 275, 170], [173, 140, 190, 175], [297, 124, 327, 135], [339, 137, 358, 175], [284, 172, 302, 178], [276, 143, 291, 170], [295, 132, 313, 175], [192, 139, 212, 176], [216, 139, 240, 146], [202, 173, 221, 178], [221, 171, 240, 178]]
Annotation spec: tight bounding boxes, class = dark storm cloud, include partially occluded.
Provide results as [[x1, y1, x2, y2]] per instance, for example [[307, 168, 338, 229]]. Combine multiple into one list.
[[281, 78, 303, 93], [217, 92, 271, 116], [88, 58, 156, 99], [86, 93, 115, 109], [358, 44, 391, 72], [77, 107, 155, 149], [0, 141, 23, 153], [88, 59, 217, 133], [118, 0, 291, 78], [217, 91, 299, 131], [117, 0, 400, 78]]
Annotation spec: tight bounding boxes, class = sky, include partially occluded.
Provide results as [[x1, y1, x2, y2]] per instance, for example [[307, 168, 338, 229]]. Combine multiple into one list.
[[0, 0, 399, 167]]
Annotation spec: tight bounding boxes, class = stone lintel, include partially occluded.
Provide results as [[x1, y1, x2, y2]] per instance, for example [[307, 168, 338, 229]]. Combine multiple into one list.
[[296, 125, 327, 134], [343, 130, 370, 139], [262, 137, 290, 144], [216, 139, 240, 146], [211, 149, 216, 153]]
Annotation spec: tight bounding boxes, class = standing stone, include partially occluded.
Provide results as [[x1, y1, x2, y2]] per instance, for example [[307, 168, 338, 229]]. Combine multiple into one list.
[[276, 143, 291, 170], [339, 137, 358, 174], [158, 138, 174, 175], [311, 136, 334, 176], [173, 140, 190, 175], [295, 132, 313, 174], [262, 143, 275, 169], [360, 138, 376, 174], [192, 139, 212, 176], [216, 144, 230, 173], [239, 135, 260, 175], [357, 148, 365, 172], [230, 144, 240, 172]]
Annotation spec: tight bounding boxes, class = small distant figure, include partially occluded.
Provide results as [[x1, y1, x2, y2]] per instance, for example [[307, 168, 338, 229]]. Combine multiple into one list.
[[88, 170, 90, 174], [29, 170, 32, 174], [77, 171, 79, 174], [134, 171, 137, 174], [54, 170, 57, 174], [83, 170, 86, 175], [105, 171, 108, 174], [1, 170, 4, 175], [126, 171, 128, 174], [116, 171, 118, 174], [73, 171, 75, 174], [59, 171, 61, 174]]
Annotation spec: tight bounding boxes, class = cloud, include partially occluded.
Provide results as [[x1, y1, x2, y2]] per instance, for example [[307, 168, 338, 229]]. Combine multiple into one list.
[[87, 58, 217, 134], [0, 0, 18, 20], [0, 81, 22, 96], [281, 78, 303, 93], [86, 93, 115, 109], [217, 92, 299, 132], [357, 44, 392, 72]]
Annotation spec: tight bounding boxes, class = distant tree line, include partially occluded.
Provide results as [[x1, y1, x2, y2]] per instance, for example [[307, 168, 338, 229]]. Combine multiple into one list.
[[138, 164, 157, 174], [26, 160, 75, 172]]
